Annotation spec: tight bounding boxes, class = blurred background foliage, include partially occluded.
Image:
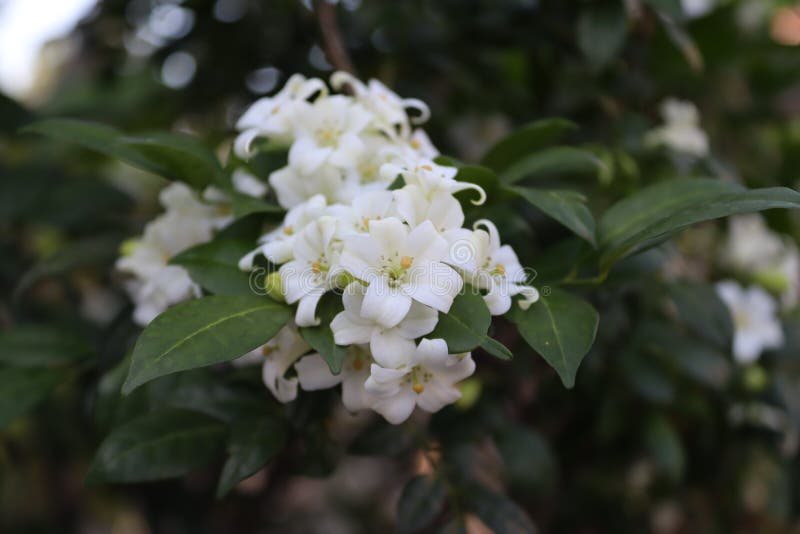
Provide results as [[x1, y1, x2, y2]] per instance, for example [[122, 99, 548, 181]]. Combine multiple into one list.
[[3, 0, 800, 532]]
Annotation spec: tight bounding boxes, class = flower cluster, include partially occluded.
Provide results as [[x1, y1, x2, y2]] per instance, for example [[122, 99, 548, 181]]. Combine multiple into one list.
[[645, 98, 709, 158], [116, 183, 232, 325], [236, 72, 538, 424]]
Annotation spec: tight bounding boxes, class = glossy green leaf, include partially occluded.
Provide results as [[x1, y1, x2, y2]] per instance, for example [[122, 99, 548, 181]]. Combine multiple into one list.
[[0, 325, 92, 367], [299, 293, 347, 374], [510, 186, 597, 246], [509, 288, 599, 388], [123, 295, 291, 393], [87, 409, 227, 483], [577, 2, 628, 70], [667, 282, 733, 350], [464, 484, 536, 534], [229, 192, 283, 218], [170, 238, 255, 296], [500, 146, 602, 185], [481, 118, 576, 171], [396, 475, 447, 533], [0, 367, 62, 429], [118, 133, 226, 189], [430, 289, 511, 358], [216, 416, 287, 498], [21, 119, 156, 171], [600, 183, 800, 268], [480, 337, 513, 360]]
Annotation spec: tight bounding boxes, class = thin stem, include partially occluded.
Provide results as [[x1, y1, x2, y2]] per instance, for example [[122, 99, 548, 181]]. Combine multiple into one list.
[[314, 0, 356, 75]]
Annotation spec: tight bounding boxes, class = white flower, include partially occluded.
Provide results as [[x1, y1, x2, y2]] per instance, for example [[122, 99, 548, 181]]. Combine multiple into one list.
[[645, 98, 709, 158], [380, 158, 486, 205], [409, 129, 439, 159], [269, 162, 347, 209], [331, 282, 439, 368], [364, 338, 476, 424], [117, 183, 229, 325], [339, 190, 396, 234], [716, 280, 784, 364], [125, 266, 200, 326], [393, 184, 465, 233], [232, 168, 268, 198], [235, 74, 327, 157], [280, 216, 344, 326], [721, 214, 800, 310], [330, 71, 430, 138], [295, 345, 374, 412], [682, 0, 715, 19], [236, 326, 312, 403], [453, 219, 538, 315], [239, 194, 329, 270], [288, 95, 373, 175], [339, 217, 463, 328]]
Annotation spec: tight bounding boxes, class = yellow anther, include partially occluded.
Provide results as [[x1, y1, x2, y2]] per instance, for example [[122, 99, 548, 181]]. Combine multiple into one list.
[[421, 165, 433, 171], [363, 217, 371, 230], [400, 256, 413, 269], [271, 105, 280, 115], [410, 139, 421, 149], [261, 345, 273, 357], [413, 383, 425, 394], [283, 225, 294, 236], [312, 261, 321, 273], [495, 263, 506, 275]]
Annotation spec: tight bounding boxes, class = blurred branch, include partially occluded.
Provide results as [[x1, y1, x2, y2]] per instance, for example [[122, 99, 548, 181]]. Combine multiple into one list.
[[314, 0, 356, 75]]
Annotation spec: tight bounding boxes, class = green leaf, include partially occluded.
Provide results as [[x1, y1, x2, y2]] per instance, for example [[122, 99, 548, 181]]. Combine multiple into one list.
[[123, 295, 291, 394], [577, 2, 628, 70], [87, 409, 227, 483], [21, 119, 156, 171], [0, 325, 92, 367], [216, 416, 287, 498], [430, 289, 510, 358], [118, 133, 226, 189], [396, 475, 447, 533], [500, 147, 602, 185], [170, 238, 255, 296], [480, 118, 577, 171], [15, 234, 121, 297], [0, 367, 62, 429], [599, 181, 800, 268], [298, 293, 347, 374], [667, 282, 733, 350], [644, 415, 685, 482], [510, 186, 597, 246], [464, 484, 536, 534], [509, 288, 599, 388], [480, 337, 513, 360], [229, 192, 283, 218]]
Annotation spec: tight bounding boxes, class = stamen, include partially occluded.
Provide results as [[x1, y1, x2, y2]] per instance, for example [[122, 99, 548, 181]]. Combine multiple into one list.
[[400, 256, 413, 269], [312, 261, 321, 273], [495, 263, 505, 275], [283, 225, 294, 236], [261, 345, 273, 357]]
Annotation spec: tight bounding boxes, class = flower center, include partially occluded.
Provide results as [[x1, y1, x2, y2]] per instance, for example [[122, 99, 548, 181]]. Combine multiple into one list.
[[316, 126, 341, 147]]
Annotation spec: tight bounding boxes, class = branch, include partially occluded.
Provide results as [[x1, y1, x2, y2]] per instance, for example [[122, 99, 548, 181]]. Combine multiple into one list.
[[314, 0, 356, 75]]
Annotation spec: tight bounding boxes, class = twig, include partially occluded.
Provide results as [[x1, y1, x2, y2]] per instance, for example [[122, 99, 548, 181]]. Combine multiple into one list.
[[314, 0, 356, 75]]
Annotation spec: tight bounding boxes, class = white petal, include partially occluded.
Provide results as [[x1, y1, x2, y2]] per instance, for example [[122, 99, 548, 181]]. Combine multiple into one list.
[[407, 220, 448, 263], [296, 354, 341, 390], [404, 262, 463, 313], [394, 302, 439, 339], [331, 309, 374, 345], [361, 277, 412, 328], [371, 387, 417, 424], [370, 330, 416, 368], [295, 290, 325, 327]]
